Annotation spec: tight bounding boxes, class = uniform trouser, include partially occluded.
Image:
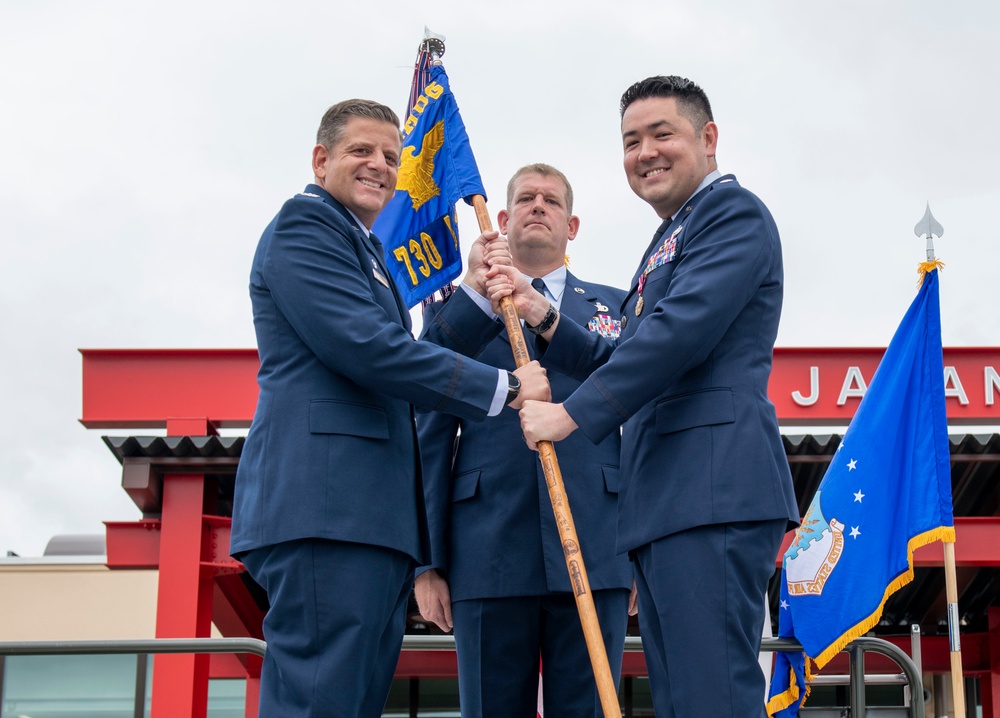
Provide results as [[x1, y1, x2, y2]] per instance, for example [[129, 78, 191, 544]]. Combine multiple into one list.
[[452, 588, 630, 718], [632, 520, 786, 718], [240, 538, 414, 718]]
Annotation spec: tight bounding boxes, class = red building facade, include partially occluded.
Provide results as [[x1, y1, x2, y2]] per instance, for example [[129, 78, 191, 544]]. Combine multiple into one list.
[[80, 347, 1000, 717]]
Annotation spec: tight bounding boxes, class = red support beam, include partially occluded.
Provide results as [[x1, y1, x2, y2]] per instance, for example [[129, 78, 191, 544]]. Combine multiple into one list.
[[150, 473, 213, 718], [245, 675, 260, 718], [80, 349, 259, 429], [394, 651, 458, 678], [167, 417, 220, 436], [986, 607, 1000, 718], [105, 519, 161, 568], [80, 347, 1000, 428]]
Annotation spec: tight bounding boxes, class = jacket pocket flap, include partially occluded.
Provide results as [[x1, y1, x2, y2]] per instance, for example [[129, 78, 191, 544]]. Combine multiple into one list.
[[655, 388, 735, 435], [309, 400, 389, 439], [451, 469, 481, 502], [602, 465, 620, 493]]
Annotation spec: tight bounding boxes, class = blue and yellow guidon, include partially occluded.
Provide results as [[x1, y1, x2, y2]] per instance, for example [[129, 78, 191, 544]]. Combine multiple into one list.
[[373, 64, 486, 307]]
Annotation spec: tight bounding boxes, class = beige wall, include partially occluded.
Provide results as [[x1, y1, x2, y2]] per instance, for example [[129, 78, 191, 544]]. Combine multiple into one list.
[[0, 560, 158, 641]]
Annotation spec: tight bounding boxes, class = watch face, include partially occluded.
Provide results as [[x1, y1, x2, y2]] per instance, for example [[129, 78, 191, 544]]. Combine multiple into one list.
[[506, 371, 521, 405]]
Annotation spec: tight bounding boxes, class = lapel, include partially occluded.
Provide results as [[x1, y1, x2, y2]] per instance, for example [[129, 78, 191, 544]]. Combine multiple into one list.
[[305, 184, 411, 330], [561, 272, 603, 327], [622, 174, 737, 308]]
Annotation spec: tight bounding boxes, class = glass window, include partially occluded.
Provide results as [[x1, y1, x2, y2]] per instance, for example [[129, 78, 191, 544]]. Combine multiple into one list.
[[2, 654, 139, 718]]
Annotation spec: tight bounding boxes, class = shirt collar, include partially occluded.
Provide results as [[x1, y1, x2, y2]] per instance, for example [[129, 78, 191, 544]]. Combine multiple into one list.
[[345, 208, 371, 237], [523, 265, 567, 309], [670, 169, 723, 221]]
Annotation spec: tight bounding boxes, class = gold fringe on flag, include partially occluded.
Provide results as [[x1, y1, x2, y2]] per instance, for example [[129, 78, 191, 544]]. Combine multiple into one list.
[[917, 258, 945, 286], [765, 658, 815, 717], [812, 525, 955, 669]]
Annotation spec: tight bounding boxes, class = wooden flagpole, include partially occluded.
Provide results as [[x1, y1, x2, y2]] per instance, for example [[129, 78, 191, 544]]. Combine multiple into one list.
[[472, 194, 622, 718], [944, 541, 966, 717], [914, 211, 963, 716]]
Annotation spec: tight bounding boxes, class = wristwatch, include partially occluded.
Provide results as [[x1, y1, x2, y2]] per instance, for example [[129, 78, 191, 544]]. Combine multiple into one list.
[[525, 303, 558, 335], [505, 371, 521, 406]]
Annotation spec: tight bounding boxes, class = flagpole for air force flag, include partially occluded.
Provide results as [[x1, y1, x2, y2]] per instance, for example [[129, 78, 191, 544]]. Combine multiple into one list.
[[914, 204, 966, 718]]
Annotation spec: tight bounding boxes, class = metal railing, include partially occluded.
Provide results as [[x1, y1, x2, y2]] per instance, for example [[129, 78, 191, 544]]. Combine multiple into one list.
[[0, 637, 266, 658], [0, 633, 925, 718]]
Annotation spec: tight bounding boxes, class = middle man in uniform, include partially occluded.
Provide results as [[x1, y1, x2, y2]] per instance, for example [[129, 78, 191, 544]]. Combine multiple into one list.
[[416, 163, 631, 717]]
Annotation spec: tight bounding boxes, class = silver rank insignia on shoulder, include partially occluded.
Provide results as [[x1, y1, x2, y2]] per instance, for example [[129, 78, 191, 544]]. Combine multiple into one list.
[[298, 192, 321, 198], [595, 302, 608, 312], [574, 287, 585, 294]]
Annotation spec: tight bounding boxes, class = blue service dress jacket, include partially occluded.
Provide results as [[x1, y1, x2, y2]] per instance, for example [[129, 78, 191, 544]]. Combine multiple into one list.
[[231, 184, 500, 563], [416, 276, 632, 600], [542, 176, 799, 554]]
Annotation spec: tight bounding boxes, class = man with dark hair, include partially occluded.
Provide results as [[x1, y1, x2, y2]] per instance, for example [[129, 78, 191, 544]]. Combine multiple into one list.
[[503, 76, 800, 716], [415, 163, 631, 717], [230, 98, 549, 718]]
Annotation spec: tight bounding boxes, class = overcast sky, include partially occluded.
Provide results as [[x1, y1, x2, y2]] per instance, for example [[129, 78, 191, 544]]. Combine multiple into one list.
[[2, 1, 997, 557]]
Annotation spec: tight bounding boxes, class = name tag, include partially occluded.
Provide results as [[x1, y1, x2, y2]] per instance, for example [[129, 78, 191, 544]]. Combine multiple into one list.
[[371, 260, 390, 288]]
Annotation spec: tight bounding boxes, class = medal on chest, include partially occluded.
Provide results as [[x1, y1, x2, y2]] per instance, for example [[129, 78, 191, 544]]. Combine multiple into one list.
[[635, 274, 646, 316]]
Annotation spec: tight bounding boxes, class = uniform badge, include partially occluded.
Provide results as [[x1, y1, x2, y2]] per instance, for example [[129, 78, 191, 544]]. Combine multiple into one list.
[[588, 314, 621, 341], [635, 223, 681, 317], [574, 287, 585, 294], [595, 302, 609, 312], [371, 259, 390, 288]]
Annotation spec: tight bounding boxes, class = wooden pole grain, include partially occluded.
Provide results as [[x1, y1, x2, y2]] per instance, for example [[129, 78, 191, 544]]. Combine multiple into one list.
[[471, 194, 621, 718]]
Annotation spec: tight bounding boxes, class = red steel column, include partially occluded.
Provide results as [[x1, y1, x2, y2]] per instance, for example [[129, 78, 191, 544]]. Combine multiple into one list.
[[984, 607, 1000, 718], [150, 472, 213, 718], [244, 671, 260, 718]]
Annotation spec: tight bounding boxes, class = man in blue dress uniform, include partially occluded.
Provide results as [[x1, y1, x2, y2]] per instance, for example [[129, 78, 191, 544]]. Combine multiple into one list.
[[508, 78, 800, 717], [414, 164, 632, 717], [230, 99, 549, 718]]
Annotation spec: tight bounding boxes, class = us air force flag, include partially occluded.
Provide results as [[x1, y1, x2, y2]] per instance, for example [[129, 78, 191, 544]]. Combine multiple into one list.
[[372, 62, 486, 307], [767, 266, 955, 717]]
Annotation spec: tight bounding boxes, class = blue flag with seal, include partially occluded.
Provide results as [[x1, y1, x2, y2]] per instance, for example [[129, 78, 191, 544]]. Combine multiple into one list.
[[372, 53, 486, 308], [767, 263, 955, 717]]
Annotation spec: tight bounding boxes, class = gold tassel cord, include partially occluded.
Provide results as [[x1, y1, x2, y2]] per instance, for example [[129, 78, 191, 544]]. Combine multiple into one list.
[[917, 258, 945, 286]]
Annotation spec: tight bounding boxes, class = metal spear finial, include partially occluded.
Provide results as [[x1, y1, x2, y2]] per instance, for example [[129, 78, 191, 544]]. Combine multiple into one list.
[[421, 26, 446, 60], [913, 202, 944, 261]]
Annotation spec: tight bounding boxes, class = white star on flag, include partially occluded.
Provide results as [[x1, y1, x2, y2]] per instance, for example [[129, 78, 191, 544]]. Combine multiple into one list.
[[850, 526, 861, 539], [847, 459, 858, 471], [854, 490, 865, 503]]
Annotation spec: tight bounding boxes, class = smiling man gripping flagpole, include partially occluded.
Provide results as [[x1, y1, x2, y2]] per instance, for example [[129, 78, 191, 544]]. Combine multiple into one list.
[[767, 205, 960, 717]]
